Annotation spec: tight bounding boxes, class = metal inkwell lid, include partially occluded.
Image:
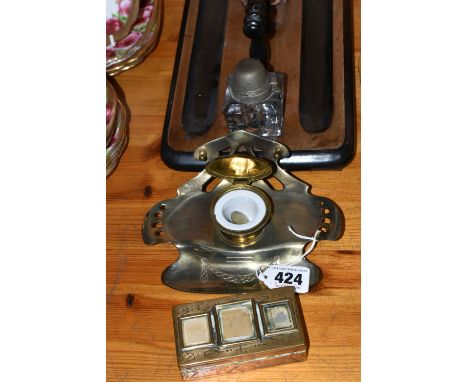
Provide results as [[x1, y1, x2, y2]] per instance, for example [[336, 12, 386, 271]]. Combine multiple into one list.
[[205, 154, 273, 183], [228, 58, 271, 104]]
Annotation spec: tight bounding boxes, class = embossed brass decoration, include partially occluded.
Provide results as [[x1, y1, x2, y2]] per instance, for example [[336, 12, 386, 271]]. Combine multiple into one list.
[[172, 287, 307, 380], [142, 130, 343, 293]]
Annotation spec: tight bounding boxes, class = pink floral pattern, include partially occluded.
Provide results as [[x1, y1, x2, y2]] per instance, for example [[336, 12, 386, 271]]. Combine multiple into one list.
[[106, 80, 118, 146], [115, 31, 142, 49], [106, 102, 129, 177], [106, 0, 155, 61], [118, 0, 134, 16], [106, 18, 122, 35]]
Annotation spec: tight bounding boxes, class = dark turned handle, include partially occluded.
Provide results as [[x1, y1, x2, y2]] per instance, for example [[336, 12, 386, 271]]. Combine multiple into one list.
[[243, 0, 270, 64]]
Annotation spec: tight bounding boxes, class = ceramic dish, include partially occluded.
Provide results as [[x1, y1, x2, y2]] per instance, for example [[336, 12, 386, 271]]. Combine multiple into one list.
[[106, 11, 162, 76], [106, 0, 162, 75], [106, 79, 118, 146], [106, 100, 128, 177]]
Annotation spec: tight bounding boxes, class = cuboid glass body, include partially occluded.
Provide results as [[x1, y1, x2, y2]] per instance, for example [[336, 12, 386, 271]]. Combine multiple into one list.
[[224, 72, 285, 137], [172, 286, 307, 380]]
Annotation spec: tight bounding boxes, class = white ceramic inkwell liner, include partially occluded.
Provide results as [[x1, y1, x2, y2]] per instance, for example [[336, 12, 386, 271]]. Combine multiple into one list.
[[214, 189, 267, 232], [212, 186, 272, 246]]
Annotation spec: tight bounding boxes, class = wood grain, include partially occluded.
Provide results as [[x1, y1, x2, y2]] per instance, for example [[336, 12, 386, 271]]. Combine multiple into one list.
[[107, 0, 361, 380]]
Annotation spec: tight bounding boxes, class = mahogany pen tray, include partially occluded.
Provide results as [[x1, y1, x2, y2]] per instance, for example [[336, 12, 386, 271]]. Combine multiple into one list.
[[161, 0, 355, 171]]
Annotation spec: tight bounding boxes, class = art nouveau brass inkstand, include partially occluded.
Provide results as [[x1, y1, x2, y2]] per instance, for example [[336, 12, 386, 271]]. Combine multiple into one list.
[[142, 130, 343, 293]]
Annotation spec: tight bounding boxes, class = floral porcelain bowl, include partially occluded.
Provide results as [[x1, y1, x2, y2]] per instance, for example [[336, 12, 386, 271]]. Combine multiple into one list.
[[106, 79, 128, 177], [106, 99, 128, 177], [106, 0, 162, 75], [106, 79, 118, 146]]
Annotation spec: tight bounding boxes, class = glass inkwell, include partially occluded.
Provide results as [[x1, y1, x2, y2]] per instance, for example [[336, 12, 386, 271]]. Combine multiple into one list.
[[223, 58, 285, 137]]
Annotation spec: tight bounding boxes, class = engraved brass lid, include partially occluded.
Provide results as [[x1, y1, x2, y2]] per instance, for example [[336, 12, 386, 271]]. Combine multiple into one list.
[[205, 155, 273, 182]]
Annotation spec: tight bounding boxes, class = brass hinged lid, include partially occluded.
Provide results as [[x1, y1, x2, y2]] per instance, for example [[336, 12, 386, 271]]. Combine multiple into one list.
[[205, 154, 273, 183]]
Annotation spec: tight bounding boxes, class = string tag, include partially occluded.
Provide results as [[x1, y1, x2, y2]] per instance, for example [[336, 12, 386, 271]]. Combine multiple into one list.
[[256, 227, 321, 293], [257, 265, 310, 293]]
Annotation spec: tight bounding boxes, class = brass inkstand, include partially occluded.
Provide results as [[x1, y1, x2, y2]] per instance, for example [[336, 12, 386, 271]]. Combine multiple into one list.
[[142, 130, 343, 293]]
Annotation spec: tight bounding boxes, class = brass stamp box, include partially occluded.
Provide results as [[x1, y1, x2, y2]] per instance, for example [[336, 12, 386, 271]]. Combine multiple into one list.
[[172, 287, 307, 380]]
